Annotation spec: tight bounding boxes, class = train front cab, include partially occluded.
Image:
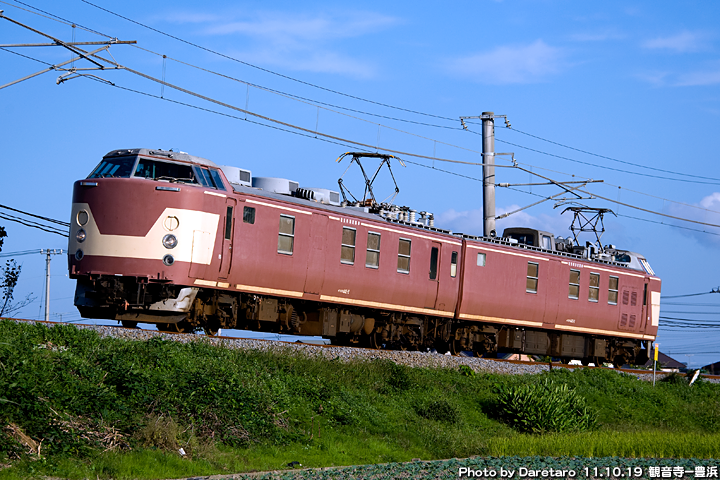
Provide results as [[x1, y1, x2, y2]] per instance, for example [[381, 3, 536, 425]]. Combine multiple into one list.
[[68, 149, 234, 327]]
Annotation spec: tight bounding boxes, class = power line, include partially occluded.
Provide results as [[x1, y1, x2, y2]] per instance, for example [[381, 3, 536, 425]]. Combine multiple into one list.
[[505, 126, 720, 183], [75, 0, 461, 124], [84, 50, 498, 168], [6, 0, 717, 218], [4, 0, 472, 133], [0, 204, 70, 227], [663, 311, 720, 315], [664, 290, 720, 299], [662, 302, 720, 307], [5, 9, 720, 236], [0, 249, 42, 258], [496, 136, 720, 186], [616, 213, 720, 237], [603, 182, 720, 217], [0, 213, 68, 237], [575, 187, 720, 229], [3, 3, 480, 158]]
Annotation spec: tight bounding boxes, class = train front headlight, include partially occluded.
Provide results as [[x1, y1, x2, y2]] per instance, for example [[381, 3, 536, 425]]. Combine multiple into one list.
[[76, 229, 86, 243], [162, 234, 178, 249]]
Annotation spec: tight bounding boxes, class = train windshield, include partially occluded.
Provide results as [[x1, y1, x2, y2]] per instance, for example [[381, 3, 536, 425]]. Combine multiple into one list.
[[88, 155, 225, 189], [134, 158, 197, 184], [88, 156, 136, 178]]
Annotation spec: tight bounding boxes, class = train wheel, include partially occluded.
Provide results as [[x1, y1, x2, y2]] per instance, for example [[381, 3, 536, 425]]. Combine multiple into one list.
[[369, 329, 386, 350], [158, 320, 192, 334], [450, 338, 468, 356], [121, 321, 138, 329], [203, 326, 219, 336], [203, 320, 221, 336]]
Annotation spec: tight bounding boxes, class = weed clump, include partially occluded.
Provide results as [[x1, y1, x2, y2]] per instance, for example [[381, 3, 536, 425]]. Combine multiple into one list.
[[496, 379, 598, 434], [414, 399, 461, 425]]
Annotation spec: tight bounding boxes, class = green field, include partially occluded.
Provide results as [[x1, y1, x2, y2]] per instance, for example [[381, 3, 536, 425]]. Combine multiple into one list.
[[0, 320, 718, 479]]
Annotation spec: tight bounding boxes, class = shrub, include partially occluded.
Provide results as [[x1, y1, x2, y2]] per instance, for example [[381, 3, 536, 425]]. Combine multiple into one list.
[[496, 379, 598, 434], [415, 399, 460, 425], [459, 365, 476, 377]]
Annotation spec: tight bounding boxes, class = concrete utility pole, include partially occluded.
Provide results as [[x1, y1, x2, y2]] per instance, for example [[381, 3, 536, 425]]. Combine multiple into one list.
[[40, 249, 64, 322], [460, 112, 510, 237], [481, 112, 496, 237]]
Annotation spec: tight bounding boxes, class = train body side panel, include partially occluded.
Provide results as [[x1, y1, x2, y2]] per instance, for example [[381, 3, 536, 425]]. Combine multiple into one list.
[[318, 216, 460, 317], [227, 197, 311, 296], [458, 243, 551, 327]]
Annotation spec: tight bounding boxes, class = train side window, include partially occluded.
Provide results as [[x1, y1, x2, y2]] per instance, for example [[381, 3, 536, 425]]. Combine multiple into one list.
[[589, 273, 600, 302], [243, 206, 255, 224], [277, 215, 295, 255], [451, 251, 458, 277], [224, 206, 233, 240], [541, 235, 552, 250], [209, 169, 227, 191], [477, 253, 486, 266], [193, 166, 215, 187], [569, 269, 580, 299], [608, 276, 619, 305], [341, 227, 356, 265], [526, 262, 538, 293], [397, 238, 411, 274], [366, 232, 381, 268], [429, 247, 439, 280]]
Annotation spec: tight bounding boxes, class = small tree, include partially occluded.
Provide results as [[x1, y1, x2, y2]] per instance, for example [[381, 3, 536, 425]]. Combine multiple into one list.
[[0, 226, 35, 317]]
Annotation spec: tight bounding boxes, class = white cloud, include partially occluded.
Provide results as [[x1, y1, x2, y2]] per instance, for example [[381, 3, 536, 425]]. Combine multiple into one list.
[[637, 61, 720, 87], [675, 67, 720, 87], [642, 31, 712, 53], [569, 30, 625, 42], [667, 193, 720, 244], [203, 12, 396, 43], [445, 40, 565, 84], [436, 205, 572, 238], [160, 10, 398, 78]]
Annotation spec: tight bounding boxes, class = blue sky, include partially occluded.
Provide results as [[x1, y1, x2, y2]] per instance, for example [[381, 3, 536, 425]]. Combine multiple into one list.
[[1, 0, 719, 367]]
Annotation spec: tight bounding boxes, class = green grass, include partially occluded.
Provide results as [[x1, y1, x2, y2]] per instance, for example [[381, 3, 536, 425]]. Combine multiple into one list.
[[486, 431, 720, 458], [0, 320, 719, 479]]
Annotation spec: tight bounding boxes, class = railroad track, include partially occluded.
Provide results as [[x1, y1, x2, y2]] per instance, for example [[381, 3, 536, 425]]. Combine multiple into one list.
[[3, 316, 717, 381]]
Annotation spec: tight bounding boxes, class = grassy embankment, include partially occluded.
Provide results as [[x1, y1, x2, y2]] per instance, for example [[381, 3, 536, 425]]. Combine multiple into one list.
[[0, 320, 718, 479]]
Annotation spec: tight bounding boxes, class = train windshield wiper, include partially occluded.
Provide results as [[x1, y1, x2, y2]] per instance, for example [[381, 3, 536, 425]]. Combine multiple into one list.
[[156, 176, 194, 183]]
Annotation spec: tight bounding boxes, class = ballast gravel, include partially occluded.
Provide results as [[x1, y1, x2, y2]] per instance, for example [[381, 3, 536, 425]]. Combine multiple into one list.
[[16, 320, 709, 383]]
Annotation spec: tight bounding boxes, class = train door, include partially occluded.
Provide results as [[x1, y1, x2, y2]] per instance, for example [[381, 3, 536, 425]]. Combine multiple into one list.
[[617, 286, 639, 331], [219, 198, 236, 279], [304, 213, 329, 295], [425, 242, 441, 309]]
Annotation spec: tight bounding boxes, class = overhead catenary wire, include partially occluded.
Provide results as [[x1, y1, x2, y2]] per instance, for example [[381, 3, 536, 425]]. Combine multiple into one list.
[[663, 290, 720, 299], [495, 136, 720, 186], [0, 213, 69, 237], [3, 0, 467, 132], [0, 203, 70, 227], [81, 49, 503, 168], [69, 1, 720, 186], [3, 7, 720, 236], [0, 249, 43, 258], [75, 0, 462, 124], [503, 126, 720, 183], [4, 0, 717, 217]]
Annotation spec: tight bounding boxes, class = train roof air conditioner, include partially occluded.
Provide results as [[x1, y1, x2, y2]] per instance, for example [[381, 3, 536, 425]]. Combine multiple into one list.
[[220, 166, 252, 187], [295, 187, 341, 206], [252, 177, 299, 195]]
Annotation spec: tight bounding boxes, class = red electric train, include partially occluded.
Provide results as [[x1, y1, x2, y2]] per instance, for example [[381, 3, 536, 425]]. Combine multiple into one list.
[[68, 148, 660, 365]]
